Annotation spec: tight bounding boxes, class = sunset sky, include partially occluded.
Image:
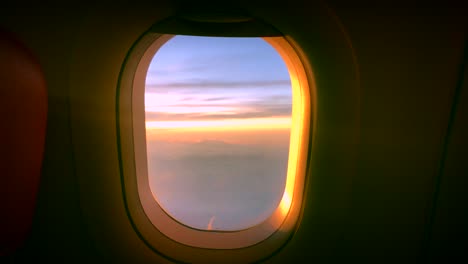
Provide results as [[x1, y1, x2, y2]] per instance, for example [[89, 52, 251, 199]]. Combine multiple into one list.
[[145, 36, 292, 231]]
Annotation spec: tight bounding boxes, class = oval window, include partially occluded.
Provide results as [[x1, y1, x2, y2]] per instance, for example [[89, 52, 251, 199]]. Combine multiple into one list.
[[145, 36, 292, 231], [119, 28, 311, 256]]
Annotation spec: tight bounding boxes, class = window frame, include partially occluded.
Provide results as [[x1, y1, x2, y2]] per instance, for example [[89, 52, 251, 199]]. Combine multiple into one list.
[[117, 27, 314, 262]]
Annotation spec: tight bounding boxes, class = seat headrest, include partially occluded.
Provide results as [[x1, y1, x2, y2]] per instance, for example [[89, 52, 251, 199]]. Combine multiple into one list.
[[0, 28, 47, 256]]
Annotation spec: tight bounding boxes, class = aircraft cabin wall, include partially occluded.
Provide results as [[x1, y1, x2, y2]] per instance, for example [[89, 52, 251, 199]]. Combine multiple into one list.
[[1, 1, 467, 263]]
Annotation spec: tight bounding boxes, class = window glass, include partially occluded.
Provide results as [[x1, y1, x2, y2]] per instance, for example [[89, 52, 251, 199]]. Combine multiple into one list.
[[145, 36, 291, 231]]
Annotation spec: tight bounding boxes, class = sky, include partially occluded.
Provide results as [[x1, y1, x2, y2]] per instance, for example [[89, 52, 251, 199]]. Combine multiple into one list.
[[145, 35, 292, 231]]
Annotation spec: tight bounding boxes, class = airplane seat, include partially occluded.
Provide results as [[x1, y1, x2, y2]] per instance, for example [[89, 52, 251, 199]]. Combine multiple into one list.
[[0, 27, 47, 256]]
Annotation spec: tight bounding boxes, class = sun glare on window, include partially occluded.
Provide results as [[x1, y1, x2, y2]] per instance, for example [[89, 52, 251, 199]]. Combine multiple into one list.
[[144, 36, 292, 231]]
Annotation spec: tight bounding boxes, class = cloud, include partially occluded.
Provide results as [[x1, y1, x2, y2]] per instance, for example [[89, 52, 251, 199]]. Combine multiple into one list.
[[148, 50, 276, 75], [145, 79, 291, 92], [145, 92, 291, 122], [149, 139, 260, 158], [145, 104, 291, 122], [203, 96, 232, 101], [147, 64, 212, 76], [147, 138, 289, 230]]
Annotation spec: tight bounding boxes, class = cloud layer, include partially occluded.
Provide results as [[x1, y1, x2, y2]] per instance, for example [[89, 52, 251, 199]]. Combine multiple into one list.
[[148, 139, 290, 231]]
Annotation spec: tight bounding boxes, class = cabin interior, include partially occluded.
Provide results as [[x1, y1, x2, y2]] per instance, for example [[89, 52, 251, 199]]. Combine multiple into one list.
[[1, 1, 467, 263]]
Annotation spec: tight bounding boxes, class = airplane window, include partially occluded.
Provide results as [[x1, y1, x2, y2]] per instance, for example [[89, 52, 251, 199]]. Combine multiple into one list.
[[145, 36, 292, 231]]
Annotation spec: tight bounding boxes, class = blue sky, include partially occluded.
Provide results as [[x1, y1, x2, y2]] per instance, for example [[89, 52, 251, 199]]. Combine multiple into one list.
[[145, 36, 291, 124], [145, 35, 292, 231]]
